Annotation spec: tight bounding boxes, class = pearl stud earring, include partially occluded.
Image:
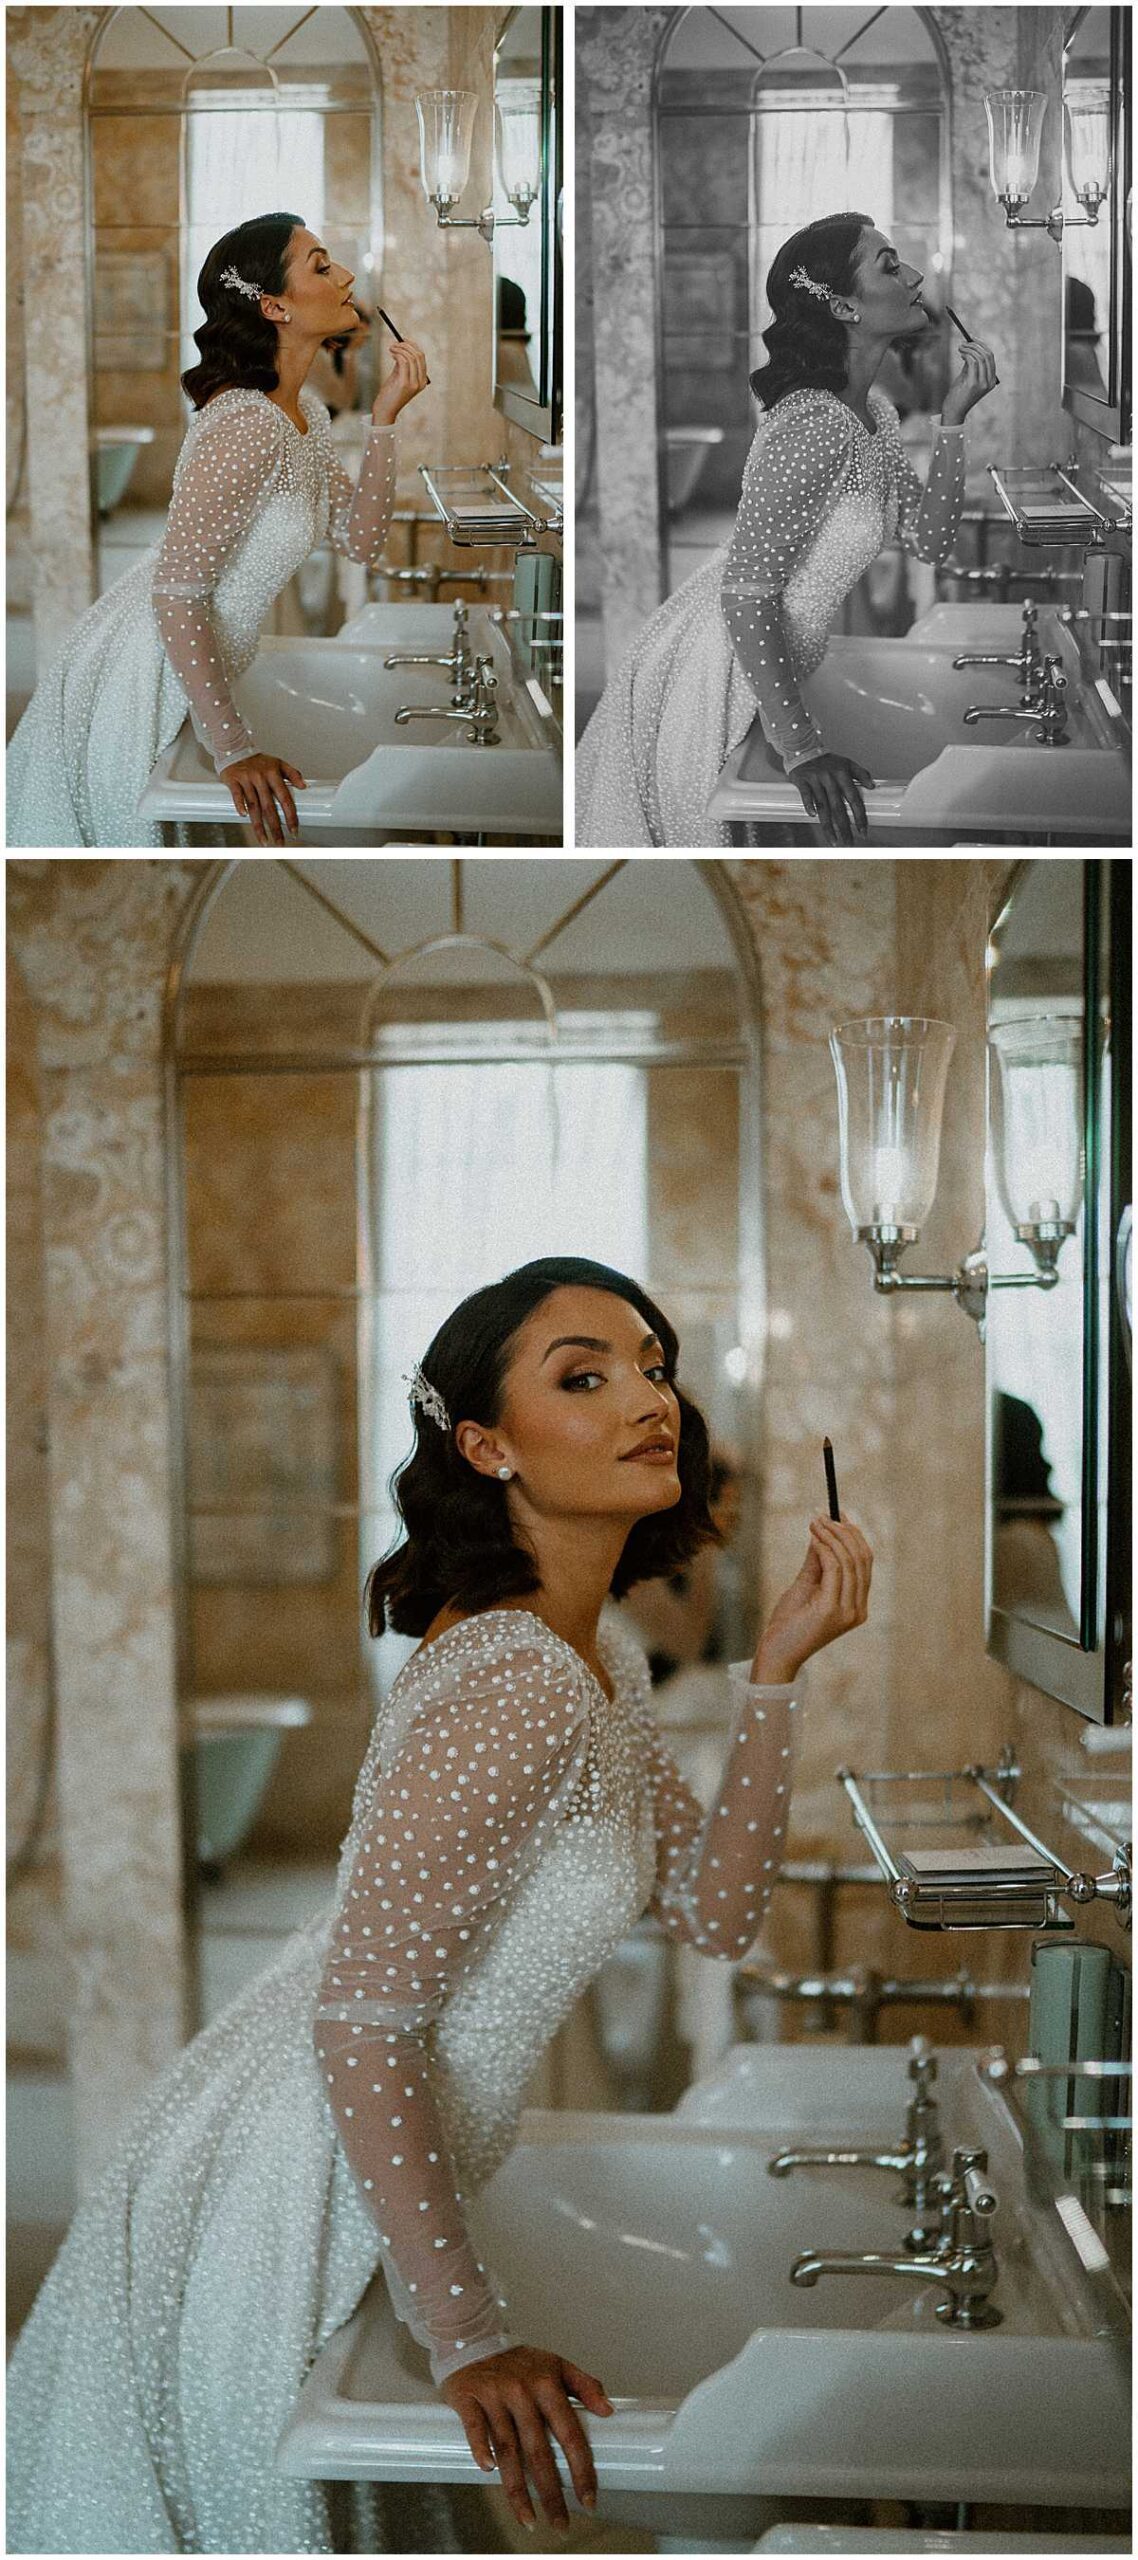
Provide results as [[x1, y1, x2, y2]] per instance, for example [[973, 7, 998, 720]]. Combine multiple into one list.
[[496, 1464, 512, 1480]]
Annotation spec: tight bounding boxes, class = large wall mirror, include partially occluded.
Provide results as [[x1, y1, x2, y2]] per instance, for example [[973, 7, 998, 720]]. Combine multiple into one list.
[[653, 5, 949, 602], [169, 860, 761, 2026], [492, 5, 561, 441], [1061, 6, 1132, 445], [85, 8, 381, 572], [984, 859, 1131, 1719]]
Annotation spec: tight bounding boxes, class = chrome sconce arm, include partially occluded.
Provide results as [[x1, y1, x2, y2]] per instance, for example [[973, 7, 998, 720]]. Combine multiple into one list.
[[856, 1231, 1062, 1326], [426, 199, 532, 248]]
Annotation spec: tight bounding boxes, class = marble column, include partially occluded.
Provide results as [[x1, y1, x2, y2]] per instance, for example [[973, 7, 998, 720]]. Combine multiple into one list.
[[577, 8, 673, 670], [7, 10, 99, 667], [6, 860, 197, 2186]]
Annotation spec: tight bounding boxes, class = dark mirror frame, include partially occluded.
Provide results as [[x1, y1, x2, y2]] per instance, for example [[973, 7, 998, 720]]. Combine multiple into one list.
[[985, 861, 1131, 1721], [1061, 4, 1132, 445], [492, 4, 561, 443]]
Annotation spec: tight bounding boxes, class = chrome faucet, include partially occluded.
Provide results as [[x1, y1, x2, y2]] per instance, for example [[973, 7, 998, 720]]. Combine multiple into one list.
[[962, 652, 1070, 742], [394, 652, 500, 745], [383, 601, 472, 699], [790, 2144, 1002, 2329], [951, 599, 1042, 702], [768, 2036, 946, 2252]]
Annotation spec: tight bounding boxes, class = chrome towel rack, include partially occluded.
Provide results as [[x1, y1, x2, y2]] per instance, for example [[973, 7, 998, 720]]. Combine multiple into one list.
[[835, 1747, 1132, 1933]]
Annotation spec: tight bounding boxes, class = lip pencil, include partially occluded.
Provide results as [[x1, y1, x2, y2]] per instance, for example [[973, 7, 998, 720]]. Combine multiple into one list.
[[377, 306, 404, 343], [823, 1436, 841, 1523]]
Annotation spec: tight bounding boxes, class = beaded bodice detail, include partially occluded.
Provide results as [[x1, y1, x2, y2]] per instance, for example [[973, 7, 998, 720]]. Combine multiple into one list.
[[720, 385, 965, 772], [312, 1607, 804, 2383], [150, 384, 396, 772]]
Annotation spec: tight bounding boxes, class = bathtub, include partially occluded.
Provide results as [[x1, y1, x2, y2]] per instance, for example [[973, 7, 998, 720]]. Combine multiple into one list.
[[93, 425, 155, 516], [185, 1693, 313, 1869], [665, 424, 725, 514]]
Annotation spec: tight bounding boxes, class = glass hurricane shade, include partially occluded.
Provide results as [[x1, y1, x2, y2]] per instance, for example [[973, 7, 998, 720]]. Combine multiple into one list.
[[415, 89, 478, 210], [495, 85, 541, 216], [1064, 82, 1112, 215], [829, 1017, 957, 1235], [989, 1016, 1084, 1236], [984, 88, 1047, 211]]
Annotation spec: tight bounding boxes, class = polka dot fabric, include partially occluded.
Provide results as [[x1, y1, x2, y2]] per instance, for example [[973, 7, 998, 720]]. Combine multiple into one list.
[[152, 387, 397, 773], [5, 1606, 803, 2548], [5, 386, 396, 848], [576, 385, 965, 846]]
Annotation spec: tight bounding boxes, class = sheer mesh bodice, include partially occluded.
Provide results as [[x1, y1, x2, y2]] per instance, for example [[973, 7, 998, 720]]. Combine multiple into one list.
[[576, 385, 965, 844], [720, 387, 966, 772], [314, 1607, 803, 2382], [5, 385, 396, 848], [6, 1605, 804, 2550], [151, 387, 396, 772]]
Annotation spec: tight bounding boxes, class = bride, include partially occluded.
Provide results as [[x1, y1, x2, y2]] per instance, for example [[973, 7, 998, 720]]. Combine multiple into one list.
[[6, 212, 428, 851], [577, 210, 997, 849], [7, 1254, 871, 2554]]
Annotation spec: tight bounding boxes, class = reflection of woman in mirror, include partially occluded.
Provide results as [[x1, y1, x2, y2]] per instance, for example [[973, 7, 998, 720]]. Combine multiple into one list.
[[6, 214, 428, 852], [496, 274, 540, 397], [7, 1257, 872, 2551], [577, 210, 997, 849], [993, 1390, 1078, 1638], [1064, 274, 1109, 399]]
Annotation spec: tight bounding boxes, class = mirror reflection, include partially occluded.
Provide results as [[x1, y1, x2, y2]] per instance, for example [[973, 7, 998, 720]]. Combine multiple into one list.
[[88, 4, 380, 582], [1061, 6, 1116, 419], [175, 860, 756, 2006], [986, 862, 1086, 1645], [492, 5, 559, 438]]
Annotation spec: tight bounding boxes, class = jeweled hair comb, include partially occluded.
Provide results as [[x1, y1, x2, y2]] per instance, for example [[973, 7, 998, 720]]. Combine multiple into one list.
[[789, 264, 839, 310], [220, 265, 263, 302], [404, 1363, 451, 1432]]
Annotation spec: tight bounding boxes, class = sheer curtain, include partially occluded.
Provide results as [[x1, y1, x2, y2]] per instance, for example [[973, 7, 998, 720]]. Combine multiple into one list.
[[361, 1054, 649, 1697], [753, 101, 894, 330], [180, 98, 326, 385]]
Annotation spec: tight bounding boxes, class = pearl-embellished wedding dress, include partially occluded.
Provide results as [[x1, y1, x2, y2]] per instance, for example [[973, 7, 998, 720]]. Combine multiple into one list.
[[5, 386, 396, 850], [576, 385, 965, 846], [6, 1607, 802, 2555]]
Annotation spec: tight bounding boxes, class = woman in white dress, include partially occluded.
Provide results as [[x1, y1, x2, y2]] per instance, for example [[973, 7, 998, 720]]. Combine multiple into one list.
[[7, 1254, 872, 2554], [6, 212, 428, 851], [577, 210, 998, 849]]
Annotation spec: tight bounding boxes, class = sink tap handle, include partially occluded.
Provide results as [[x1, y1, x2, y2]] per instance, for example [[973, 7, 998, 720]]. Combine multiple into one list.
[[952, 2144, 998, 2216], [453, 599, 469, 634], [907, 2035, 937, 2089]]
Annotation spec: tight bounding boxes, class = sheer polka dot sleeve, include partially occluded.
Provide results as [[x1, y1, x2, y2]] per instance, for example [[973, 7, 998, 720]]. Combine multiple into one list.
[[322, 418, 398, 565], [720, 398, 854, 774], [313, 1629, 590, 2384], [634, 1665, 806, 1960], [886, 404, 966, 562], [151, 400, 284, 774]]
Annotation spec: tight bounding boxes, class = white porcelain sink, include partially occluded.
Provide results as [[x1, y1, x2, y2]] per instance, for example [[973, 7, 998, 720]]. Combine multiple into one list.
[[277, 2045, 1130, 2540], [138, 615, 561, 841], [710, 626, 1131, 843]]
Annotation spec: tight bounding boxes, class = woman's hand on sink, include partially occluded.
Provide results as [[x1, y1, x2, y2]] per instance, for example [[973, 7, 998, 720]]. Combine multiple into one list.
[[223, 751, 307, 845], [441, 2342, 614, 2533], [792, 751, 876, 845]]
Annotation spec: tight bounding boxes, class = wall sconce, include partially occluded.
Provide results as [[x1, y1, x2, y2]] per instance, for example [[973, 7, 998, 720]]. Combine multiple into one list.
[[984, 85, 1109, 245], [415, 87, 537, 247], [829, 1016, 1076, 1328]]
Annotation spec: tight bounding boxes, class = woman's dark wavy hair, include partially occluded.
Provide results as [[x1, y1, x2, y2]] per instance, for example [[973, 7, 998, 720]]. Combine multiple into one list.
[[180, 212, 302, 412], [366, 1256, 720, 1638], [750, 210, 872, 412]]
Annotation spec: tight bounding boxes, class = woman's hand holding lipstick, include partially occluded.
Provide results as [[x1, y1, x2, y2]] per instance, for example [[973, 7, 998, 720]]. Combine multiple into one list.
[[941, 333, 999, 426], [371, 336, 430, 425], [750, 1514, 874, 1684]]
